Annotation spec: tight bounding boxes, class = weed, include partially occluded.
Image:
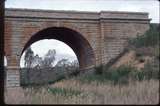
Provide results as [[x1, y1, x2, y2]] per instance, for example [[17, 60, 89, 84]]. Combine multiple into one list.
[[47, 87, 81, 96], [143, 58, 159, 80], [78, 63, 159, 85], [104, 65, 133, 85], [94, 65, 104, 75]]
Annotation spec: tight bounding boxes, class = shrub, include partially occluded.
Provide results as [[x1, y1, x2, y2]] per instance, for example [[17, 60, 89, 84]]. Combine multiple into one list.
[[20, 67, 80, 86], [47, 87, 81, 96], [142, 58, 159, 80], [154, 45, 160, 59], [129, 24, 159, 48], [104, 65, 134, 85], [77, 63, 159, 85], [78, 65, 138, 85], [135, 71, 145, 81], [94, 65, 104, 75], [77, 74, 105, 83]]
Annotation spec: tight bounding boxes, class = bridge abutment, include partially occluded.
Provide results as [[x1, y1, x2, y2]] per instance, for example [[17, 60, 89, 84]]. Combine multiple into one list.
[[5, 66, 20, 87]]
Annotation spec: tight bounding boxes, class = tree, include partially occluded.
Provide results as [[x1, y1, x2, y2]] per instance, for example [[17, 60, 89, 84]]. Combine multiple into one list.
[[70, 60, 79, 68], [24, 47, 34, 68], [41, 49, 56, 68], [55, 59, 69, 67], [32, 54, 43, 68], [129, 23, 159, 48], [55, 59, 79, 70]]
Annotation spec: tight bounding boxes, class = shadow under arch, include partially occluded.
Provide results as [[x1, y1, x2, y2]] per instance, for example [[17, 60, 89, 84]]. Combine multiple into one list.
[[21, 27, 95, 71]]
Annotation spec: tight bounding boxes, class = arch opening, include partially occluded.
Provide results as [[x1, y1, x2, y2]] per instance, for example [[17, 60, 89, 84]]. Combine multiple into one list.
[[21, 27, 95, 70], [20, 39, 79, 68]]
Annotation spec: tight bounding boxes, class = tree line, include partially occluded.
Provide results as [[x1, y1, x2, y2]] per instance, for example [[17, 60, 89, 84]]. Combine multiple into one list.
[[24, 47, 79, 69]]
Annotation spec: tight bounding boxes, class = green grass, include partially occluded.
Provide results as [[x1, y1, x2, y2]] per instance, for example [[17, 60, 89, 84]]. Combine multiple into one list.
[[77, 74, 107, 83], [47, 87, 81, 96], [77, 62, 159, 85], [142, 58, 159, 80], [103, 65, 133, 84], [77, 65, 132, 85]]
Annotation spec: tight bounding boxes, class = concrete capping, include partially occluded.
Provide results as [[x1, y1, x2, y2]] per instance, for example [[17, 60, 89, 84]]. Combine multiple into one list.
[[5, 8, 99, 20], [6, 66, 19, 69], [5, 17, 100, 24], [100, 10, 148, 14], [100, 11, 149, 20], [99, 17, 151, 23], [5, 8, 149, 21], [5, 8, 99, 14]]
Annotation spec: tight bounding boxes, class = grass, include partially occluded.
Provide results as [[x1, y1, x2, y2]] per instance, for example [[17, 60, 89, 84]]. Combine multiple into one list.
[[4, 63, 159, 104], [4, 79, 159, 104], [78, 63, 159, 85], [47, 87, 81, 96]]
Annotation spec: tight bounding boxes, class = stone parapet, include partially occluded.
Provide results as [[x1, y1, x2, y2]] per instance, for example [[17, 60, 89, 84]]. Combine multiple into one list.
[[100, 11, 149, 20], [5, 8, 150, 21]]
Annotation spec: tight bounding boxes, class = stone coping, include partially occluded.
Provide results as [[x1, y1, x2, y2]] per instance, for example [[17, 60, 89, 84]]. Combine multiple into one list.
[[5, 8, 150, 21], [5, 66, 19, 69]]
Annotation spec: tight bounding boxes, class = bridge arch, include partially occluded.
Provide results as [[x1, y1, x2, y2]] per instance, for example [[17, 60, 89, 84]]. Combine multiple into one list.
[[21, 27, 95, 70]]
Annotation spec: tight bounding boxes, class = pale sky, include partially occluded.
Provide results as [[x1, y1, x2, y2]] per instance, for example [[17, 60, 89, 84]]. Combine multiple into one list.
[[5, 0, 159, 67], [20, 39, 77, 67], [5, 0, 159, 23]]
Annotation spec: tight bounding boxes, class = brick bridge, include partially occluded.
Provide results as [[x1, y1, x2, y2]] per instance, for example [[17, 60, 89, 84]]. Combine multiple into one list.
[[4, 8, 150, 87]]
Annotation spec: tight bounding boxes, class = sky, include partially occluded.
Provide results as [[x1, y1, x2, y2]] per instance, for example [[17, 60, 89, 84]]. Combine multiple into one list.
[[5, 0, 159, 67], [20, 40, 77, 67], [5, 0, 159, 23]]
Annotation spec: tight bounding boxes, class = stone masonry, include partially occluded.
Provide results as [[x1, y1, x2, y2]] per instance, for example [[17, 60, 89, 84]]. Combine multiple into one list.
[[4, 8, 150, 87]]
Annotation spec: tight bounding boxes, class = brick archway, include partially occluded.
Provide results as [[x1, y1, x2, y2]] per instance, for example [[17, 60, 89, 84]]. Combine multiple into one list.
[[21, 27, 96, 70]]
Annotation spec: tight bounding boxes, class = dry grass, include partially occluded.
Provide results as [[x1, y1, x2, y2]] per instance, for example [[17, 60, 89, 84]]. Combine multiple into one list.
[[4, 78, 159, 104]]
